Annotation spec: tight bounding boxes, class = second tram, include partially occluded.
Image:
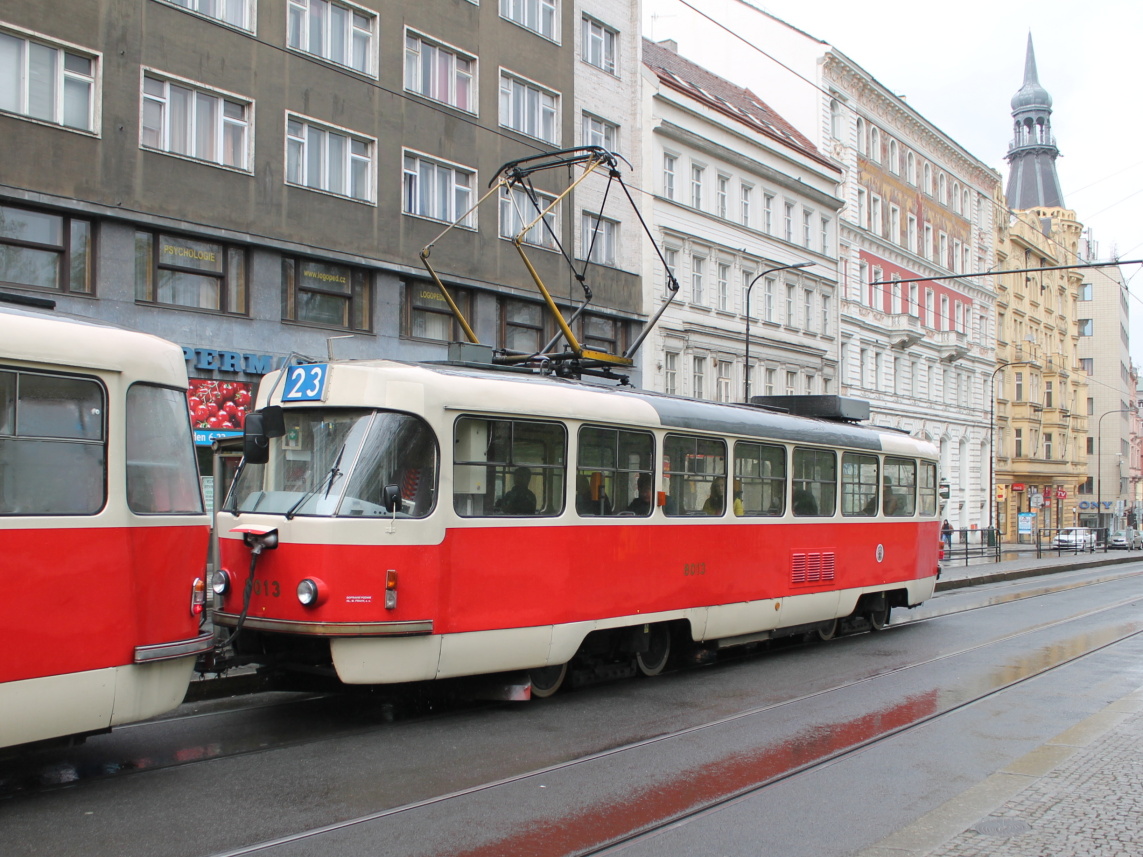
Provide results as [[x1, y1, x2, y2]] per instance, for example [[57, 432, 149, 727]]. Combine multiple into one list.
[[213, 358, 940, 696]]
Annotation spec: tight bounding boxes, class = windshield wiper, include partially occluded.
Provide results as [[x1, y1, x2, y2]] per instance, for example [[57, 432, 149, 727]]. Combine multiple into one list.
[[284, 443, 347, 520]]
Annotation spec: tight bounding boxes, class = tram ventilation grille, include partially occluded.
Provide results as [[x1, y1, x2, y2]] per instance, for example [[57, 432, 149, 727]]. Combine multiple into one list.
[[791, 551, 836, 585]]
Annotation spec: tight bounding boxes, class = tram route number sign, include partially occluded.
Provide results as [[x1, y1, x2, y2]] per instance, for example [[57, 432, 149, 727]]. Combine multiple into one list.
[[282, 363, 328, 402]]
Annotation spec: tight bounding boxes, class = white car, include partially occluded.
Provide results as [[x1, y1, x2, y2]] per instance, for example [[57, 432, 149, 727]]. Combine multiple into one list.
[[1052, 528, 1095, 550], [1109, 529, 1142, 550]]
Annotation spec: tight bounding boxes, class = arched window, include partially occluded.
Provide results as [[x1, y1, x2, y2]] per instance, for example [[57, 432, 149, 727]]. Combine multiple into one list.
[[906, 151, 916, 185], [830, 99, 842, 139], [938, 173, 947, 204], [870, 126, 881, 163], [888, 139, 899, 174], [856, 117, 866, 154], [923, 162, 932, 195], [952, 181, 961, 214]]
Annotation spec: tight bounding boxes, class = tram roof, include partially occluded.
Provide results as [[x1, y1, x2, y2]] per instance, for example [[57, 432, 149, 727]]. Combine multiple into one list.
[[277, 359, 934, 456], [0, 305, 189, 385]]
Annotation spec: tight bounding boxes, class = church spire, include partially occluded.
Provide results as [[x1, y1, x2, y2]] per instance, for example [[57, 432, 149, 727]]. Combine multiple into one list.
[[1005, 33, 1064, 209]]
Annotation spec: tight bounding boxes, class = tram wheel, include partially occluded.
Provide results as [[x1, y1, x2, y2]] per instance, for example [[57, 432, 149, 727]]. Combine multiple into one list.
[[529, 663, 567, 699], [816, 618, 839, 641], [636, 624, 672, 677], [868, 604, 890, 631]]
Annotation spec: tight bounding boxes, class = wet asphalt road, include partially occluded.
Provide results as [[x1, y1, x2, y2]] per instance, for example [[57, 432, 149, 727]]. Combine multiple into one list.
[[3, 563, 1143, 857]]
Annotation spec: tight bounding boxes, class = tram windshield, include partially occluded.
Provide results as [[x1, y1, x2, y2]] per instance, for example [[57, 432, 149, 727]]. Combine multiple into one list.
[[225, 409, 438, 518]]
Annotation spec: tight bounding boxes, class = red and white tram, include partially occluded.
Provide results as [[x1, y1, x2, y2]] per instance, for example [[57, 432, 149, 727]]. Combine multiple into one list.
[[214, 358, 941, 696], [1, 300, 211, 749]]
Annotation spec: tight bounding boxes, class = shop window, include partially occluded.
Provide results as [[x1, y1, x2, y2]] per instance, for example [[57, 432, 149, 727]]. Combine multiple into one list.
[[0, 204, 92, 294], [580, 313, 624, 356], [282, 257, 371, 331], [403, 279, 470, 342], [501, 298, 547, 354], [135, 231, 246, 314]]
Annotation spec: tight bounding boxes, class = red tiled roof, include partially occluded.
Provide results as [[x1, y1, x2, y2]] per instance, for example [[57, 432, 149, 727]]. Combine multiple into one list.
[[642, 38, 833, 169]]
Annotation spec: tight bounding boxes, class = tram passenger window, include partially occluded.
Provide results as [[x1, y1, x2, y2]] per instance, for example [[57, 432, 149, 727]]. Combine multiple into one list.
[[577, 426, 654, 516], [663, 434, 727, 516], [918, 461, 938, 516], [453, 417, 565, 517], [734, 442, 785, 516], [0, 370, 106, 516], [883, 457, 916, 516], [339, 412, 439, 518], [841, 453, 879, 516], [126, 384, 205, 514], [792, 448, 836, 517]]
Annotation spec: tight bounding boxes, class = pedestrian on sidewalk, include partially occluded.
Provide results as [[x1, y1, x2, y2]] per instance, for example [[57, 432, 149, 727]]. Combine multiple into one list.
[[942, 519, 953, 549]]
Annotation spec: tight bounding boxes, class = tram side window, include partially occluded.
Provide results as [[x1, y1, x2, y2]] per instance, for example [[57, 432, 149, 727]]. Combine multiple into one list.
[[918, 461, 938, 516], [734, 442, 785, 516], [577, 426, 654, 516], [453, 417, 565, 517], [883, 457, 917, 516], [792, 447, 836, 517], [0, 370, 106, 515], [841, 452, 879, 516], [126, 384, 205, 514], [340, 412, 438, 518], [663, 434, 727, 516]]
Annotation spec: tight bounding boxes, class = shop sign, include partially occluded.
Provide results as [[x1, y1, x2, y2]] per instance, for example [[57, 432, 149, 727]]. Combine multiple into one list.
[[182, 347, 278, 376], [1011, 483, 1025, 492], [188, 379, 252, 445], [1077, 501, 1115, 510]]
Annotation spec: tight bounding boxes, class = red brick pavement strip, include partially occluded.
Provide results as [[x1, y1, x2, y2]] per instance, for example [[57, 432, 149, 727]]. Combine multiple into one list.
[[859, 687, 1143, 857]]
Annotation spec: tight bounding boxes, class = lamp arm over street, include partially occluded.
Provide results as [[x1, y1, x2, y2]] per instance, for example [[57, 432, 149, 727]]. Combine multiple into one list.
[[743, 261, 813, 403]]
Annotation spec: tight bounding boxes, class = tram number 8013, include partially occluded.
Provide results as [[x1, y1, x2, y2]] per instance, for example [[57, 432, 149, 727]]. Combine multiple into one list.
[[683, 562, 707, 577], [252, 579, 281, 598]]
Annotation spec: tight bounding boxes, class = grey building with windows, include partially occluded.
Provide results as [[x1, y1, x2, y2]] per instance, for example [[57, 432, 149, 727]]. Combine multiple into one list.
[[0, 0, 644, 473]]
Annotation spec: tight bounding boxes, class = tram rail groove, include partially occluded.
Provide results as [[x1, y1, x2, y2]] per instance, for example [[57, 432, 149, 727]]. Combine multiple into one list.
[[197, 592, 1143, 857]]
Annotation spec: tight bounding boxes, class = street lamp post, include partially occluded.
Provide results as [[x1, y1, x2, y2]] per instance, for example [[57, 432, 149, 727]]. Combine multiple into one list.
[[1096, 407, 1138, 534], [989, 360, 1039, 538], [743, 261, 813, 402]]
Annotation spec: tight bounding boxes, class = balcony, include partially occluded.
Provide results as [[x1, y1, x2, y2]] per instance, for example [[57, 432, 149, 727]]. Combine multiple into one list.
[[888, 313, 923, 349], [933, 329, 968, 363]]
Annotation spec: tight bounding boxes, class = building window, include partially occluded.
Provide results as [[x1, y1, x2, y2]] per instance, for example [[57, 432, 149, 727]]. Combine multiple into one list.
[[500, 185, 558, 250], [1044, 433, 1053, 460], [764, 277, 775, 322], [1079, 282, 1093, 300], [500, 297, 545, 353], [403, 151, 475, 226], [888, 139, 899, 174], [740, 185, 752, 226], [786, 283, 796, 326], [717, 262, 729, 311], [1015, 428, 1023, 458], [692, 356, 706, 399], [404, 32, 475, 112], [141, 72, 250, 170], [804, 289, 814, 333], [870, 126, 880, 162], [691, 255, 705, 304], [923, 223, 933, 260], [499, 72, 559, 143], [938, 173, 947, 204], [906, 151, 916, 185], [500, 0, 558, 41], [582, 112, 617, 149], [691, 164, 704, 209], [287, 115, 373, 201], [1081, 357, 1094, 375], [0, 204, 92, 294], [282, 256, 371, 331], [582, 213, 617, 266], [716, 175, 729, 219], [582, 313, 623, 355], [715, 360, 732, 403], [0, 28, 96, 132], [820, 217, 829, 255], [784, 202, 794, 242], [287, 0, 374, 74], [663, 153, 676, 199], [664, 352, 678, 395], [581, 16, 616, 74], [403, 279, 471, 342], [890, 205, 901, 245], [1078, 318, 1093, 336], [803, 210, 813, 249], [821, 294, 831, 336], [764, 193, 774, 234], [923, 162, 932, 195], [765, 368, 775, 396], [134, 231, 245, 313], [856, 117, 866, 154], [1015, 371, 1024, 401], [161, 0, 251, 30], [871, 195, 882, 236], [907, 215, 918, 254]]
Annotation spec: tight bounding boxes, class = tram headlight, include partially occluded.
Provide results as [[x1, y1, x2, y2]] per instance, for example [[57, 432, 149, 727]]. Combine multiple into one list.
[[211, 569, 232, 596], [297, 577, 327, 608]]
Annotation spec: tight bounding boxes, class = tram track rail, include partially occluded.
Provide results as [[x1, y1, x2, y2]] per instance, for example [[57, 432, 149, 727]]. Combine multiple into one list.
[[195, 580, 1143, 857], [2, 565, 1140, 809]]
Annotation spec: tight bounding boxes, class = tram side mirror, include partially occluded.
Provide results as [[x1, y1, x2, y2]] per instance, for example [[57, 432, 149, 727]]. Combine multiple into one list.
[[243, 413, 270, 465], [382, 484, 402, 514], [261, 406, 286, 438]]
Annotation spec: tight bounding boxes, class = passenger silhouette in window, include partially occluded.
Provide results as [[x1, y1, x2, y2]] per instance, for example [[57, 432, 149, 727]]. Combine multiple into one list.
[[496, 466, 537, 514]]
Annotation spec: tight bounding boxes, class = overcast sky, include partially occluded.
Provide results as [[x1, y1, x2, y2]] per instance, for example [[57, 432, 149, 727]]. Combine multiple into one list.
[[643, 0, 1143, 364]]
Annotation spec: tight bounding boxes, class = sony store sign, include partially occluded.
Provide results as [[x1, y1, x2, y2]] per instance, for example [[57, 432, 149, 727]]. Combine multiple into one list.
[[182, 347, 279, 376]]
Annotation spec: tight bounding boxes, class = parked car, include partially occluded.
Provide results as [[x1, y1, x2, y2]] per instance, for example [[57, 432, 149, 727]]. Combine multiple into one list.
[[1052, 527, 1096, 550], [1108, 529, 1143, 550]]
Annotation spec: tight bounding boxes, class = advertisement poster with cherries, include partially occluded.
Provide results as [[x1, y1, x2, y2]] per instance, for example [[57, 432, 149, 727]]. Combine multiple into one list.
[[188, 379, 252, 444]]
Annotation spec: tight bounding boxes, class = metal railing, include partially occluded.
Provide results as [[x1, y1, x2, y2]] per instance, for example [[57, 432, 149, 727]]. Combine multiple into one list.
[[1035, 527, 1110, 558], [940, 527, 1001, 565]]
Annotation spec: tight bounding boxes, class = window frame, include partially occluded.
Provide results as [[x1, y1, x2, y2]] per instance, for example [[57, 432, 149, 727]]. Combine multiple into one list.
[[0, 203, 93, 295], [581, 15, 617, 75], [792, 447, 836, 517], [402, 149, 477, 227], [286, 0, 376, 76], [281, 255, 372, 332], [498, 69, 560, 144], [0, 25, 99, 133], [403, 278, 472, 343], [453, 415, 567, 517], [141, 69, 252, 171], [575, 425, 654, 517], [403, 29, 477, 114], [158, 0, 253, 32], [135, 229, 248, 315], [662, 433, 728, 517], [286, 112, 374, 203], [500, 0, 559, 42]]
